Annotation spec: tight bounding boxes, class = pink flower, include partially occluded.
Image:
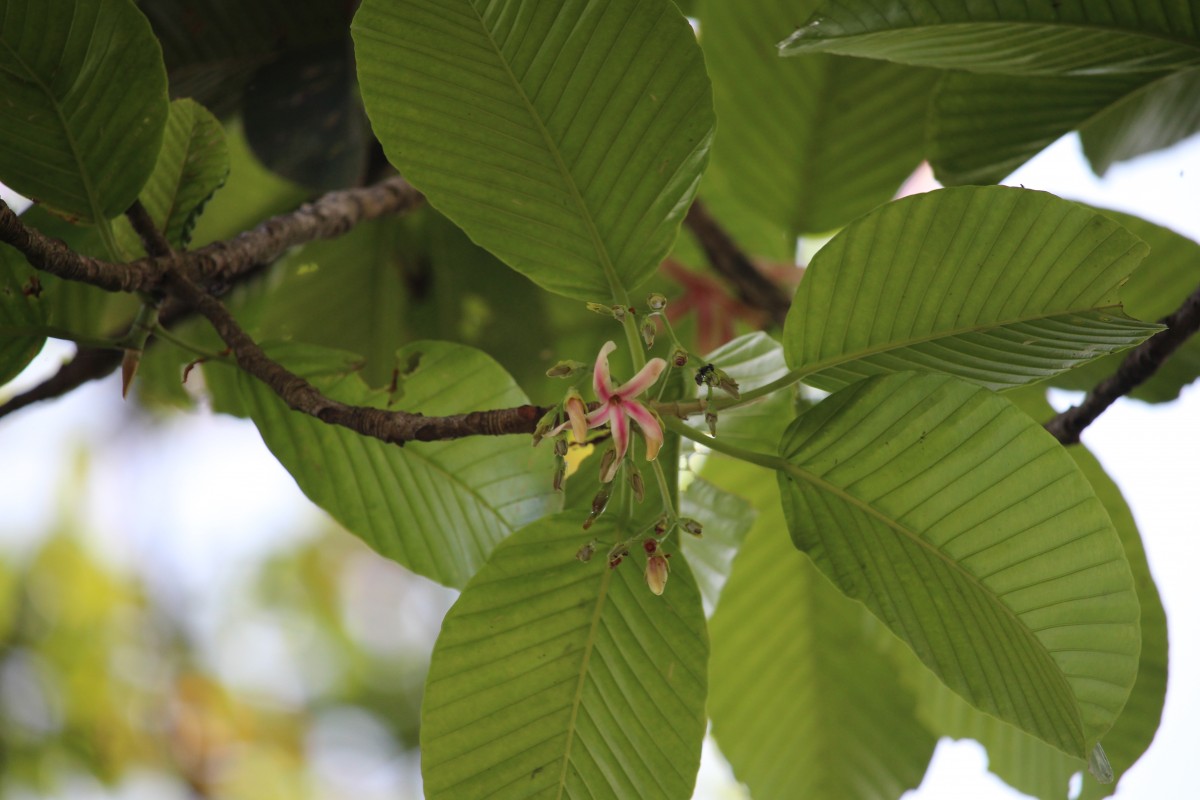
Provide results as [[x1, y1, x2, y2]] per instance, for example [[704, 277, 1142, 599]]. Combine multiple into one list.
[[560, 341, 666, 482]]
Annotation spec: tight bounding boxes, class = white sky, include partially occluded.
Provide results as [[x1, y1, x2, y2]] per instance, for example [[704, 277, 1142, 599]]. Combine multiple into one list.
[[1, 132, 1197, 800]]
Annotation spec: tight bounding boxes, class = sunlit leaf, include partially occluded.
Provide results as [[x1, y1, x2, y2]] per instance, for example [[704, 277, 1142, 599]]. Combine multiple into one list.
[[237, 340, 561, 588], [783, 186, 1161, 391], [421, 514, 708, 799], [678, 475, 754, 616], [779, 1, 1200, 76], [777, 371, 1140, 756], [1080, 66, 1200, 176], [0, 0, 169, 222], [353, 0, 715, 301]]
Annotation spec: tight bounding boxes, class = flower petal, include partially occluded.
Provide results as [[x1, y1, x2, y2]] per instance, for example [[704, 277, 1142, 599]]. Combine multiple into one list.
[[615, 357, 667, 399], [593, 341, 618, 402], [610, 403, 630, 466], [565, 393, 588, 443], [624, 400, 664, 461]]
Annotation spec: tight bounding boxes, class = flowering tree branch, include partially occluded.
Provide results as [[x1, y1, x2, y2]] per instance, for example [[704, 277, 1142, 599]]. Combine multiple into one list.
[[1045, 280, 1200, 445]]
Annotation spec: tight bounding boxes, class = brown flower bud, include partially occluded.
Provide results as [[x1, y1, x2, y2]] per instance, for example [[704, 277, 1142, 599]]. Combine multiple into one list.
[[705, 411, 718, 437], [645, 554, 670, 595], [576, 541, 596, 562], [679, 517, 703, 537]]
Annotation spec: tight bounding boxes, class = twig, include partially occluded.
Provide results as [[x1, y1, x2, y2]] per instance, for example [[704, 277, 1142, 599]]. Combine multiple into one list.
[[684, 198, 791, 326], [1045, 281, 1200, 444]]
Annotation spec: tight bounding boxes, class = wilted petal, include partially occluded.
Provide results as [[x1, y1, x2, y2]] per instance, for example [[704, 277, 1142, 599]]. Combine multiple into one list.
[[624, 400, 663, 461]]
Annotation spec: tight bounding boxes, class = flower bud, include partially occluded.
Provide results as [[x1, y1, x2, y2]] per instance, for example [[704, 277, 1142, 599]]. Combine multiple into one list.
[[546, 359, 587, 378], [671, 347, 689, 368], [642, 538, 658, 555], [645, 554, 670, 595], [646, 293, 668, 311], [576, 541, 596, 562], [554, 439, 568, 457], [628, 469, 645, 503], [598, 447, 619, 483], [607, 543, 630, 569], [653, 516, 669, 535], [552, 460, 566, 492], [640, 318, 656, 348], [563, 387, 589, 443], [611, 304, 627, 322], [679, 517, 703, 537], [583, 484, 613, 530], [531, 408, 559, 447], [705, 411, 718, 437], [586, 302, 612, 316]]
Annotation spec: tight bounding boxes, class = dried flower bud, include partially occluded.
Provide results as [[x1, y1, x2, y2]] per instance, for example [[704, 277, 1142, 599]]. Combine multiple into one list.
[[718, 372, 741, 400], [583, 484, 613, 529], [653, 515, 669, 535], [671, 347, 689, 368], [645, 554, 670, 595], [576, 541, 596, 562], [643, 538, 658, 555], [640, 318, 656, 348], [586, 302, 611, 316], [552, 460, 567, 492], [679, 517, 703, 537], [646, 293, 667, 311], [598, 447, 619, 483], [705, 411, 718, 437], [612, 304, 627, 322], [531, 408, 560, 447], [607, 543, 630, 569], [546, 359, 587, 378], [628, 469, 645, 503], [554, 439, 568, 457]]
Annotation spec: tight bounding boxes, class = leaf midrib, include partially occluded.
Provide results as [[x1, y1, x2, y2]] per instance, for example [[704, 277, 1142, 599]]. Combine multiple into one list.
[[801, 19, 1200, 57], [795, 302, 1160, 376], [468, 3, 627, 302], [556, 565, 613, 798]]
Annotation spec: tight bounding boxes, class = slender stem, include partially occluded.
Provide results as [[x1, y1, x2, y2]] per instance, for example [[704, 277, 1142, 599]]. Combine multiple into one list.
[[665, 417, 789, 473], [650, 458, 677, 520]]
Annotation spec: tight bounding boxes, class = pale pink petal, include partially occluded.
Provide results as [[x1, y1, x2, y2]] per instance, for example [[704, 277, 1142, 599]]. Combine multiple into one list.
[[593, 341, 618, 402], [615, 357, 666, 400], [610, 404, 630, 465], [624, 400, 664, 461], [585, 406, 611, 429]]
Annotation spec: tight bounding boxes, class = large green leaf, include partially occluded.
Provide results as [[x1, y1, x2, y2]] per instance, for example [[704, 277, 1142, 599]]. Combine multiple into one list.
[[710, 480, 936, 800], [699, 0, 936, 256], [677, 475, 754, 615], [783, 186, 1161, 392], [898, 424, 1168, 799], [0, 247, 46, 387], [1050, 209, 1200, 402], [237, 340, 560, 588], [352, 0, 715, 301], [0, 0, 169, 222], [119, 98, 229, 249], [776, 372, 1140, 756], [779, 1, 1200, 76], [930, 67, 1200, 186], [421, 514, 708, 799], [1080, 65, 1200, 176]]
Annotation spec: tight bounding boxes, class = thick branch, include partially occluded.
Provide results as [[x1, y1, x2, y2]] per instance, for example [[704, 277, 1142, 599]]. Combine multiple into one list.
[[0, 176, 424, 295], [162, 264, 548, 442], [1045, 281, 1200, 444], [684, 199, 791, 326]]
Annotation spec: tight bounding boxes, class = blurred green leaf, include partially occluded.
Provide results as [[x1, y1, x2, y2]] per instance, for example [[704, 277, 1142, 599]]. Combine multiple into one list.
[[711, 483, 937, 799], [421, 514, 708, 799], [353, 0, 714, 300], [678, 475, 753, 615], [237, 340, 561, 588], [777, 372, 1140, 756], [1081, 66, 1200, 175], [0, 0, 169, 222], [0, 246, 47, 387], [784, 187, 1161, 391]]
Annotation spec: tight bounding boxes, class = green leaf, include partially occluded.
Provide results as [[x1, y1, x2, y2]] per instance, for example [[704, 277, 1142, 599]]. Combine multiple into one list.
[[0, 0, 169, 221], [779, 1, 1200, 76], [124, 98, 228, 248], [678, 475, 754, 615], [777, 372, 1140, 756], [352, 0, 715, 301], [783, 186, 1162, 392], [1050, 209, 1200, 402], [237, 340, 561, 588], [421, 514, 708, 799], [1081, 65, 1200, 176], [0, 247, 46, 386], [710, 480, 936, 800], [690, 331, 794, 451], [701, 0, 936, 254], [929, 71, 1147, 186]]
